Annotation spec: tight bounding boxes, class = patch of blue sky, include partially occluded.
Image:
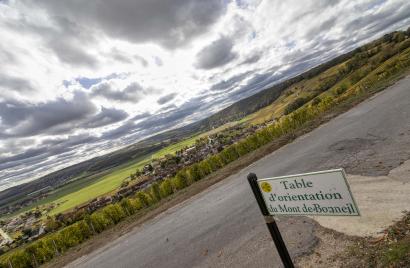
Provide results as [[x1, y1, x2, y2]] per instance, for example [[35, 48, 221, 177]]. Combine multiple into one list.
[[285, 40, 297, 50], [63, 73, 127, 89], [76, 77, 102, 89]]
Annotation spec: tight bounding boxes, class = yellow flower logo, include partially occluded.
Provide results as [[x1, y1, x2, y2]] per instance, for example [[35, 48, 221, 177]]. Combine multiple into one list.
[[260, 182, 272, 193]]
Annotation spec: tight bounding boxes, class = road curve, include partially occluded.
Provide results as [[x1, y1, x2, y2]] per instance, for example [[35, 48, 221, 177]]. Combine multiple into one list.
[[67, 77, 410, 268]]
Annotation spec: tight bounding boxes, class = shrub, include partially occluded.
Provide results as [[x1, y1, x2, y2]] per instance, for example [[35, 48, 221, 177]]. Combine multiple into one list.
[[187, 164, 202, 182], [120, 198, 136, 215], [256, 129, 272, 145], [45, 238, 60, 261], [267, 124, 283, 138], [102, 204, 126, 224], [198, 160, 212, 177], [159, 179, 173, 198], [55, 220, 91, 249], [75, 220, 92, 241], [219, 144, 241, 165], [172, 172, 188, 190], [148, 182, 161, 203], [284, 97, 309, 115], [90, 211, 113, 233], [130, 198, 143, 211], [245, 134, 260, 150], [207, 155, 224, 170], [7, 250, 31, 268], [399, 39, 410, 52], [135, 192, 152, 208], [226, 145, 240, 161], [311, 97, 321, 106]]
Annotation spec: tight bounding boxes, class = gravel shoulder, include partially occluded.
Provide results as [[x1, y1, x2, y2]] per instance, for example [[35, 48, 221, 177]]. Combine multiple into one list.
[[295, 225, 357, 268], [311, 160, 410, 237]]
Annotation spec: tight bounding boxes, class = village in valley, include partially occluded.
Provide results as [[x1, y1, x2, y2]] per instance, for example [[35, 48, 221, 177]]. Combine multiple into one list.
[[0, 121, 271, 252]]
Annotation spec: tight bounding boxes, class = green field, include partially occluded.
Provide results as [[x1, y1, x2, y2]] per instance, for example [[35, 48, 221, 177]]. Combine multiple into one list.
[[48, 137, 204, 215]]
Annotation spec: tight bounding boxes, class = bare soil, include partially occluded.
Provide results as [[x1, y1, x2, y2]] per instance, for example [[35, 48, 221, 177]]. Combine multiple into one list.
[[295, 225, 357, 268]]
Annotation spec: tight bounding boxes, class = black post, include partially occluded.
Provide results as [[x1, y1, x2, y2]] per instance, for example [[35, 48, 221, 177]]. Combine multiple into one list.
[[247, 173, 294, 268]]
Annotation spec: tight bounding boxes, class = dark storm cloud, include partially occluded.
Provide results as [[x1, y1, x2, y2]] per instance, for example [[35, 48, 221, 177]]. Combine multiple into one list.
[[0, 92, 96, 137], [31, 0, 226, 49], [101, 121, 137, 140], [157, 93, 177, 105], [82, 107, 128, 129], [91, 82, 152, 102], [48, 38, 97, 67], [230, 72, 277, 98], [240, 53, 261, 65], [41, 134, 99, 149], [139, 96, 204, 130], [0, 92, 127, 138], [90, 111, 150, 140], [4, 10, 99, 67], [209, 71, 252, 92], [46, 17, 98, 67], [131, 112, 151, 121], [0, 74, 35, 92], [195, 36, 238, 69], [0, 147, 49, 167], [0, 134, 99, 176]]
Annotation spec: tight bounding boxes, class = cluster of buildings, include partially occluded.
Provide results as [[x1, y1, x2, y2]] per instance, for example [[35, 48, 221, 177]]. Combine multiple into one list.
[[114, 123, 264, 198], [0, 210, 46, 250], [0, 228, 13, 247]]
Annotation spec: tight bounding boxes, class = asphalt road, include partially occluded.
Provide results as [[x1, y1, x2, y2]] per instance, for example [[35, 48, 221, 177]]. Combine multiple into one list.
[[67, 76, 410, 268]]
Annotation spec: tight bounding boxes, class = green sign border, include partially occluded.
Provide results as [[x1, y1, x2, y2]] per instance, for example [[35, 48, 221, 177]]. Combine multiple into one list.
[[257, 168, 360, 216]]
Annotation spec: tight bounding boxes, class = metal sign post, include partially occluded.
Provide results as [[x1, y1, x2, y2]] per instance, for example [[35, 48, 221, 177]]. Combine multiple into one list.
[[247, 173, 294, 268]]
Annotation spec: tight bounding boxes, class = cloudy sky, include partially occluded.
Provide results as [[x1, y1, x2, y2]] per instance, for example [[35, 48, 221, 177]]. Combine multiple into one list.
[[0, 0, 409, 191]]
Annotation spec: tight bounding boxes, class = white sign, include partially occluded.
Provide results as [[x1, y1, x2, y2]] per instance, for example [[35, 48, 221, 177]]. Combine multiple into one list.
[[257, 169, 360, 216]]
